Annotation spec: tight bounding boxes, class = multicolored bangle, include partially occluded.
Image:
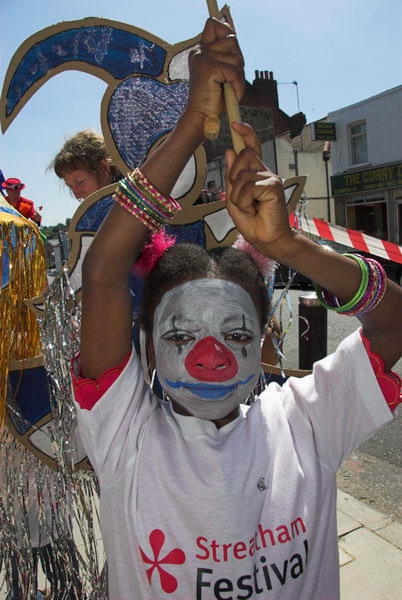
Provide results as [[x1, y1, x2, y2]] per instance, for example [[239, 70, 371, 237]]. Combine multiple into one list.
[[315, 253, 387, 317], [113, 168, 181, 231]]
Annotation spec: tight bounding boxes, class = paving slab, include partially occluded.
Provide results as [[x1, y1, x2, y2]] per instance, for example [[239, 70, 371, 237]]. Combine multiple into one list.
[[337, 489, 392, 531], [339, 527, 402, 600], [376, 520, 402, 550], [338, 545, 355, 568], [337, 509, 362, 537]]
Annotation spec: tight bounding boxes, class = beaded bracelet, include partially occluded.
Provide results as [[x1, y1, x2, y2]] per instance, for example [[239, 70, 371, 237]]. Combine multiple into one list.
[[113, 168, 181, 231], [315, 253, 387, 317]]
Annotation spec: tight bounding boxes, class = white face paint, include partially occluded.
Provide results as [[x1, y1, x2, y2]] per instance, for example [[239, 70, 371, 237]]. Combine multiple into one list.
[[152, 278, 262, 420]]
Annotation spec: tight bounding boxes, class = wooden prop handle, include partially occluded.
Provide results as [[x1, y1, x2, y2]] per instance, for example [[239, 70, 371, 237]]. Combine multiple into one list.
[[204, 0, 246, 154]]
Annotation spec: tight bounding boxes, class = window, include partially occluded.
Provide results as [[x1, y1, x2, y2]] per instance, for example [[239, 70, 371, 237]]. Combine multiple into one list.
[[349, 121, 368, 164], [346, 200, 387, 240], [397, 199, 402, 244]]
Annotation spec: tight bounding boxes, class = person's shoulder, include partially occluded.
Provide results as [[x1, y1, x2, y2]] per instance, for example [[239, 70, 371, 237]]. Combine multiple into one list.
[[17, 196, 36, 217], [19, 195, 34, 205]]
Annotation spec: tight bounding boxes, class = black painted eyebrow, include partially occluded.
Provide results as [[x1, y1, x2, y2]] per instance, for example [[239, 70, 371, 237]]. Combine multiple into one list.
[[221, 313, 255, 330], [160, 315, 201, 336], [221, 314, 246, 326]]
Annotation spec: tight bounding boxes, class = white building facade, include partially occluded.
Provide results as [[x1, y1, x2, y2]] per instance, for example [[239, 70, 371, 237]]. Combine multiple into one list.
[[275, 127, 333, 222], [328, 86, 402, 245]]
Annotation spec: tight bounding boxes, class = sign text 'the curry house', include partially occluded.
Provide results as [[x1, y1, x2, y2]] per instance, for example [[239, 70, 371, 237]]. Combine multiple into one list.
[[331, 162, 402, 196]]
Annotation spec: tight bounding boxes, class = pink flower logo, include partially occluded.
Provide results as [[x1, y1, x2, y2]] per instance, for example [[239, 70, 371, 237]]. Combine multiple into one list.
[[139, 529, 186, 593]]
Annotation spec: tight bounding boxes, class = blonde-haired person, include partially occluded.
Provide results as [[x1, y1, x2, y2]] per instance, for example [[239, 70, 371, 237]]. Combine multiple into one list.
[[50, 129, 122, 201]]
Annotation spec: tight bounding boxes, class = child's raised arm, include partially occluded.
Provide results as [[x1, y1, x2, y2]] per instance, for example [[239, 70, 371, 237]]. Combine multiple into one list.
[[79, 18, 245, 379], [225, 122, 402, 371]]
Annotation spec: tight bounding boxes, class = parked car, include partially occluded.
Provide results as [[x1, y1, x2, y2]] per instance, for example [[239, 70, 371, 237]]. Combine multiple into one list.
[[274, 264, 312, 288], [275, 238, 402, 288]]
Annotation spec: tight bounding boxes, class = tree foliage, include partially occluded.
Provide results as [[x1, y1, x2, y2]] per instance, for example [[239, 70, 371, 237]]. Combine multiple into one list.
[[41, 219, 69, 240]]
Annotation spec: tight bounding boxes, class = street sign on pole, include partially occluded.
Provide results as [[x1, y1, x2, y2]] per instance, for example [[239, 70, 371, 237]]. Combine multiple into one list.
[[312, 121, 336, 141]]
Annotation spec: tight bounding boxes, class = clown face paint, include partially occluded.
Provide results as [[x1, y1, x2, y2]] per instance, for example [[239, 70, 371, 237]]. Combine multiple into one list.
[[152, 278, 262, 420]]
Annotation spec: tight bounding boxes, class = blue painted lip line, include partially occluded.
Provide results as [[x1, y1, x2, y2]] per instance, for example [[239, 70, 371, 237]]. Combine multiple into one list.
[[165, 374, 255, 400]]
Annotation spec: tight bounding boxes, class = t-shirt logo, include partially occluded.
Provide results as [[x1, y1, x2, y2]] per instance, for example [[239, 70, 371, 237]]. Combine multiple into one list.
[[139, 529, 186, 593]]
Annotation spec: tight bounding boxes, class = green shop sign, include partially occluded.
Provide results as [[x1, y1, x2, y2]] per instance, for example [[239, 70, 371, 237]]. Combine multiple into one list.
[[331, 163, 402, 196], [312, 121, 336, 141]]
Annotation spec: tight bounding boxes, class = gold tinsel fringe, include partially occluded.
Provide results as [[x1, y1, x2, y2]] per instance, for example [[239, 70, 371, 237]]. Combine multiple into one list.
[[0, 221, 47, 422]]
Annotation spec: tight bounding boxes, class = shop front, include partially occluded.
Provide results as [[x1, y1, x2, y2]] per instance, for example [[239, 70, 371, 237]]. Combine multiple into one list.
[[331, 162, 402, 244], [397, 195, 402, 245]]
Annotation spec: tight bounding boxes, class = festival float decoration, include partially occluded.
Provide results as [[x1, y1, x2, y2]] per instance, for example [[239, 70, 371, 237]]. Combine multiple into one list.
[[0, 199, 99, 598], [0, 3, 307, 596], [0, 4, 307, 455]]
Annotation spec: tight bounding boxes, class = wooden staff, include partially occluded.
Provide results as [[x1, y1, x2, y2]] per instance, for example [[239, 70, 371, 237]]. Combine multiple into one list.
[[204, 0, 245, 154]]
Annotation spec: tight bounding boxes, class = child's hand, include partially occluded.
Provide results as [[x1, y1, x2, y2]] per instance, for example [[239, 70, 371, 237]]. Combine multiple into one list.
[[186, 18, 245, 126], [225, 122, 293, 260]]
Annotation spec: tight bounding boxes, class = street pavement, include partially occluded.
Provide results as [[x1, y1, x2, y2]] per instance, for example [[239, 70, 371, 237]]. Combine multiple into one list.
[[337, 490, 402, 599]]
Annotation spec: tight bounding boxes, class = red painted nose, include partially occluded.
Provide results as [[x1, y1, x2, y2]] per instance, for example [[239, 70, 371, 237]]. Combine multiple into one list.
[[184, 336, 238, 382]]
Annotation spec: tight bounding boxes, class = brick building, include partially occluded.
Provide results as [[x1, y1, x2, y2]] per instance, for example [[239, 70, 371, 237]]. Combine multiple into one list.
[[205, 70, 306, 191]]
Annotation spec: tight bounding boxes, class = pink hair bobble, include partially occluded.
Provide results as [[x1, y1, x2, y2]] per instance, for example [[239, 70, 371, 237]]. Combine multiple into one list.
[[232, 234, 277, 281], [132, 231, 278, 280], [132, 230, 176, 277]]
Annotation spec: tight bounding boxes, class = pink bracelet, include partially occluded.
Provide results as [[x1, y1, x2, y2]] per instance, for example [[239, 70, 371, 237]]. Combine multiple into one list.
[[316, 254, 387, 317], [113, 168, 181, 232]]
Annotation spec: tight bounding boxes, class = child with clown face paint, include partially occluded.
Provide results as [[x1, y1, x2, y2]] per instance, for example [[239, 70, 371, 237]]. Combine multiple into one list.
[[72, 18, 402, 600]]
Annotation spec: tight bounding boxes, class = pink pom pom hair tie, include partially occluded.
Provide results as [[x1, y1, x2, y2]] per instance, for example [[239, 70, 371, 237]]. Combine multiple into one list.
[[232, 234, 277, 282], [132, 231, 278, 282], [132, 230, 176, 278]]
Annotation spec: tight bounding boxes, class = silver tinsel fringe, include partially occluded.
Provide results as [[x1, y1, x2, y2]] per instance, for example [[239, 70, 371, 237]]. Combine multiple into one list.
[[1, 266, 107, 599]]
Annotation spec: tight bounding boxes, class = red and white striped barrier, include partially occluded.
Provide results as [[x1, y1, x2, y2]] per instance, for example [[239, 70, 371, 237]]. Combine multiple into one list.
[[290, 215, 402, 265]]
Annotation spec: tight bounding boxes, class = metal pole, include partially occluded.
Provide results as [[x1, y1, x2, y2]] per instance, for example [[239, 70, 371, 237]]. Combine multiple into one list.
[[58, 231, 70, 261], [278, 81, 300, 114], [294, 81, 300, 113], [293, 149, 299, 176], [298, 292, 327, 370], [272, 136, 278, 175], [324, 159, 331, 222], [323, 141, 331, 222]]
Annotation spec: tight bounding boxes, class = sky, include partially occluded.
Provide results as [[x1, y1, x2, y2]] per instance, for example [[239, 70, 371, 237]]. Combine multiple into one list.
[[1, 0, 401, 226]]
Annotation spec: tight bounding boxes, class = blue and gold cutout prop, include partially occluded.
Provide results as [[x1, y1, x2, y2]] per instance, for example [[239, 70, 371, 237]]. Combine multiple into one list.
[[1, 9, 307, 595], [1, 15, 206, 178], [1, 8, 309, 597], [0, 13, 211, 470], [1, 9, 307, 466], [2, 8, 307, 310]]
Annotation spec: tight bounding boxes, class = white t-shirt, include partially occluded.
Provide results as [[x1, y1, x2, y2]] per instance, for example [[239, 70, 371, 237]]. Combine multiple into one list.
[[74, 330, 392, 600]]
